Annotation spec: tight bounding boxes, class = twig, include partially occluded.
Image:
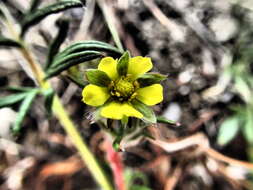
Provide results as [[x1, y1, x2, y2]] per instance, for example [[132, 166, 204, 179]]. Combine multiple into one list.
[[188, 110, 219, 132], [205, 148, 253, 170], [164, 165, 182, 190], [143, 0, 186, 42], [149, 132, 253, 170]]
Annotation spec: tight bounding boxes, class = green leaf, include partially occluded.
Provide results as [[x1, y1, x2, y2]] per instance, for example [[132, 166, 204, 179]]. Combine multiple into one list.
[[217, 116, 240, 146], [125, 169, 150, 190], [55, 40, 122, 59], [0, 92, 29, 108], [50, 50, 102, 69], [131, 99, 156, 123], [137, 73, 167, 87], [45, 18, 70, 70], [12, 90, 39, 134], [156, 116, 179, 125], [0, 37, 22, 48], [0, 8, 4, 18], [242, 108, 253, 144], [0, 86, 35, 92], [42, 88, 55, 116], [234, 76, 251, 103], [117, 51, 130, 76], [130, 185, 151, 190], [45, 51, 102, 79], [29, 0, 42, 12], [85, 69, 111, 87], [21, 0, 83, 36]]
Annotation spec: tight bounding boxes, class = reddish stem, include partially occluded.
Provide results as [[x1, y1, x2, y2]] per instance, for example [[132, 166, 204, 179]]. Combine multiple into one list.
[[105, 141, 126, 190]]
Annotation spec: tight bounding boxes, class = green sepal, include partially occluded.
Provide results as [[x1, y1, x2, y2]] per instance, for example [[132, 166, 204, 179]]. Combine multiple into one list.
[[12, 89, 39, 134], [156, 116, 179, 125], [121, 115, 129, 126], [117, 51, 130, 76], [21, 0, 83, 36], [0, 36, 22, 48], [85, 69, 111, 87], [41, 88, 55, 116], [131, 99, 156, 123], [137, 73, 167, 87], [0, 92, 29, 108], [113, 135, 123, 152]]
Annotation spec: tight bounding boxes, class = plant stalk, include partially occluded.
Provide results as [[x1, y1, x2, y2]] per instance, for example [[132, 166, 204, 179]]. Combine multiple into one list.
[[2, 5, 113, 189], [20, 43, 113, 190]]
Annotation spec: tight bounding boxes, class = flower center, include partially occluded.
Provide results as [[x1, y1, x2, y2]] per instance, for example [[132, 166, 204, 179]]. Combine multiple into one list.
[[110, 77, 138, 101]]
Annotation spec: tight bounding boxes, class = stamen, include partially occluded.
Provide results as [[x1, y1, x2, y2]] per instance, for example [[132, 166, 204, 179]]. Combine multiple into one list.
[[110, 76, 136, 101]]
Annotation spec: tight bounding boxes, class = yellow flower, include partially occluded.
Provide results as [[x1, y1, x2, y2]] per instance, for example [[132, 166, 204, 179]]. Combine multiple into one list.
[[82, 52, 165, 122]]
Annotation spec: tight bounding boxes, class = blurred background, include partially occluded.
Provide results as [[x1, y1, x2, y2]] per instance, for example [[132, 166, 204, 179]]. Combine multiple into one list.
[[1, 0, 253, 189]]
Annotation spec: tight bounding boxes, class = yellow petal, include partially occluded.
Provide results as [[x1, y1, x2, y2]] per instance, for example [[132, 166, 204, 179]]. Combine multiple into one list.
[[98, 57, 118, 80], [82, 84, 109, 106], [136, 84, 163, 106], [128, 56, 153, 80], [101, 101, 143, 119]]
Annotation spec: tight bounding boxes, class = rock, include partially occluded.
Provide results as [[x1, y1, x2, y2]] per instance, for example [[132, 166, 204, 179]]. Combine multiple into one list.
[[0, 108, 17, 139], [163, 102, 182, 122], [209, 15, 238, 42]]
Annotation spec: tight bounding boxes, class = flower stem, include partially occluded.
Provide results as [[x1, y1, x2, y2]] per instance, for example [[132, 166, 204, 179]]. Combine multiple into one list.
[[53, 96, 113, 190]]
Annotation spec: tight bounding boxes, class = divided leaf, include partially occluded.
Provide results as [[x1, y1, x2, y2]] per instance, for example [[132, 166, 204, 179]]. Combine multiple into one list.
[[0, 92, 28, 108], [54, 40, 122, 60], [42, 88, 55, 116], [117, 51, 130, 76], [45, 51, 102, 79], [21, 0, 83, 36], [45, 41, 123, 79], [12, 89, 39, 134], [29, 0, 42, 13], [0, 86, 35, 92], [85, 69, 111, 87]]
